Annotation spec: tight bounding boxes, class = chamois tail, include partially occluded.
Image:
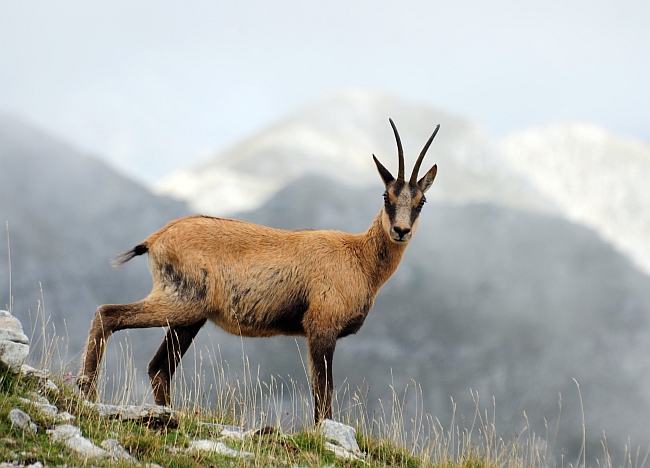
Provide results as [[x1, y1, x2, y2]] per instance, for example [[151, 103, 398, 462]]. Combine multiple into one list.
[[112, 243, 149, 268]]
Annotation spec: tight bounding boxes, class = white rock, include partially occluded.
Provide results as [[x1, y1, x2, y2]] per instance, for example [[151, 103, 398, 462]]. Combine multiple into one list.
[[20, 364, 48, 378], [25, 391, 49, 404], [48, 424, 82, 441], [101, 438, 135, 461], [319, 419, 360, 454], [42, 379, 59, 393], [56, 411, 76, 422], [0, 311, 30, 372], [48, 424, 109, 459], [83, 400, 174, 420], [19, 365, 59, 392], [0, 341, 29, 373], [198, 422, 249, 440], [0, 311, 29, 343], [19, 398, 58, 418], [324, 441, 361, 461], [36, 403, 59, 418], [187, 440, 254, 458], [9, 408, 37, 434], [0, 328, 29, 344], [219, 427, 246, 440], [64, 435, 110, 458]]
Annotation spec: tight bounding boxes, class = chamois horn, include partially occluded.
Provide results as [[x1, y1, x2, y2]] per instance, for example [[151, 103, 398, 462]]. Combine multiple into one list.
[[389, 118, 405, 181], [410, 124, 440, 185]]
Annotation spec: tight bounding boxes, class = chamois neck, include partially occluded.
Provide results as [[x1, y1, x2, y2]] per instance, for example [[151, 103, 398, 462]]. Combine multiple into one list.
[[358, 210, 408, 290]]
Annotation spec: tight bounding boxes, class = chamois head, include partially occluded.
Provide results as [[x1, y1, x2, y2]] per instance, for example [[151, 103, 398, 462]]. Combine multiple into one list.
[[373, 119, 439, 244]]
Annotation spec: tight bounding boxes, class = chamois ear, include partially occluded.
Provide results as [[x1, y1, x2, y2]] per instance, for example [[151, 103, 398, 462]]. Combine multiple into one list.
[[417, 164, 437, 193], [373, 154, 395, 186]]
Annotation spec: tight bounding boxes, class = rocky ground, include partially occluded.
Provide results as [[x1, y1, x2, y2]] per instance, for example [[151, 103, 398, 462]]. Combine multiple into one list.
[[0, 309, 362, 467]]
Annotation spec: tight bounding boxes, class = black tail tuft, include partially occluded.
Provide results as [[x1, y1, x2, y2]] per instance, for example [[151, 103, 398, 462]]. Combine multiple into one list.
[[112, 244, 148, 268]]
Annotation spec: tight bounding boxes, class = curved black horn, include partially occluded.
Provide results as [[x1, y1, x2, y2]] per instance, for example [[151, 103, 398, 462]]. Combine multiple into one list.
[[410, 124, 440, 184], [389, 118, 405, 181]]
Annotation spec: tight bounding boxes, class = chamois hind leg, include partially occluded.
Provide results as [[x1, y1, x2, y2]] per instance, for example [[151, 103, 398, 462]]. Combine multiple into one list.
[[78, 298, 196, 400], [147, 319, 207, 406], [307, 333, 337, 424]]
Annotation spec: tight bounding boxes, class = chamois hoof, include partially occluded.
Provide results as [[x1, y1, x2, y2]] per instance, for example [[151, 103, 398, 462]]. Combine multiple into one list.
[[76, 375, 97, 400]]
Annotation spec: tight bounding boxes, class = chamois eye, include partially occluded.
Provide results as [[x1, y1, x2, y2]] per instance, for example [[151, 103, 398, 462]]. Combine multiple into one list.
[[383, 191, 389, 203], [417, 196, 426, 209]]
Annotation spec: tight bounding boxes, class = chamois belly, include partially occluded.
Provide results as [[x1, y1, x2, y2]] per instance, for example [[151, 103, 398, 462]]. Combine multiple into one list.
[[337, 296, 375, 338], [212, 270, 310, 337]]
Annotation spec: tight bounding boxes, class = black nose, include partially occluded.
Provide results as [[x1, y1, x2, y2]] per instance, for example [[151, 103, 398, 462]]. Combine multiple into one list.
[[394, 226, 411, 237]]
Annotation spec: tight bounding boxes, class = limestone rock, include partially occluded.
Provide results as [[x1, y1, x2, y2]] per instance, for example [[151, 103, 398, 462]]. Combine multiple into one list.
[[187, 440, 254, 458], [0, 311, 30, 372], [9, 408, 37, 434], [324, 441, 361, 461], [101, 438, 135, 461], [19, 364, 48, 379], [19, 365, 60, 394], [319, 419, 360, 454], [56, 411, 76, 422], [19, 397, 58, 418], [198, 422, 278, 440], [0, 311, 29, 344], [64, 434, 110, 458], [19, 393, 74, 422], [218, 425, 248, 440], [48, 424, 109, 459], [83, 400, 175, 421], [48, 424, 82, 441], [25, 391, 49, 404]]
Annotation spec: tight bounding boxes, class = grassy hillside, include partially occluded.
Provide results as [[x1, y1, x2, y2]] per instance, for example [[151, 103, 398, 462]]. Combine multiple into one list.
[[0, 363, 556, 468]]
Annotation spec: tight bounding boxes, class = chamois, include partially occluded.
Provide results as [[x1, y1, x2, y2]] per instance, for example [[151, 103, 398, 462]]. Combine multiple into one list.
[[78, 119, 439, 424]]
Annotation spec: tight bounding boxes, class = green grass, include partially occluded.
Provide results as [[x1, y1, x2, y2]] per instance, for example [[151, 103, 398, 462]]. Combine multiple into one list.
[[0, 363, 550, 468], [0, 305, 557, 467]]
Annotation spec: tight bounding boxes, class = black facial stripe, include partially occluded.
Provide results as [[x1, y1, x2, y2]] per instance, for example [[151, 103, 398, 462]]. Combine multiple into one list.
[[384, 181, 405, 225], [384, 196, 397, 223], [410, 204, 421, 226], [409, 184, 423, 226]]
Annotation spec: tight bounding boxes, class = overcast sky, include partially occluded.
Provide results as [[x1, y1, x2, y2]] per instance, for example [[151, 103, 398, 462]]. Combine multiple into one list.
[[1, 1, 648, 183]]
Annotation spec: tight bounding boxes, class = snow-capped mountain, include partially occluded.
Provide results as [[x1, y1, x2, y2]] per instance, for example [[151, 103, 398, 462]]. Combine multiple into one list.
[[155, 89, 553, 216], [500, 123, 650, 274]]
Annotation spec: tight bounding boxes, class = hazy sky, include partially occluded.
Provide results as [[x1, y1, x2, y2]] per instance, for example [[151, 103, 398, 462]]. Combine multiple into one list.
[[1, 1, 648, 183]]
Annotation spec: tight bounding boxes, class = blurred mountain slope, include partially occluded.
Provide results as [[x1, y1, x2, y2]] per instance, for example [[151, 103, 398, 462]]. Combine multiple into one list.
[[0, 112, 189, 363], [500, 122, 650, 274]]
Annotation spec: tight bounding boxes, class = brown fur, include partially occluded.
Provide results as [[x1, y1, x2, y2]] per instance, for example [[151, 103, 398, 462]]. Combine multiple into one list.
[[79, 120, 439, 424]]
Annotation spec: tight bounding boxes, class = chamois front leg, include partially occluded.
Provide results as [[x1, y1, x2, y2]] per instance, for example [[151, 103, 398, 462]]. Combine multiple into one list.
[[148, 319, 206, 406], [307, 333, 337, 424]]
